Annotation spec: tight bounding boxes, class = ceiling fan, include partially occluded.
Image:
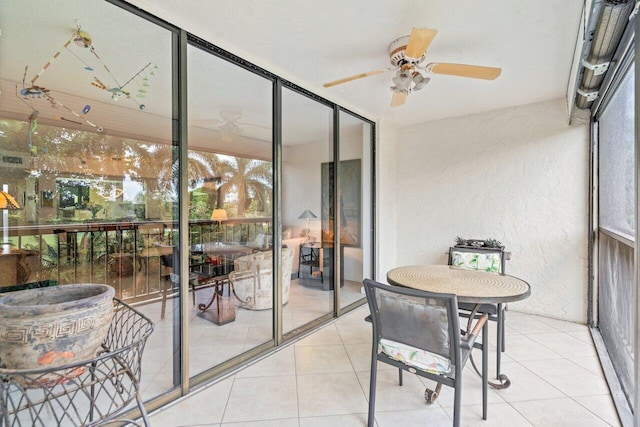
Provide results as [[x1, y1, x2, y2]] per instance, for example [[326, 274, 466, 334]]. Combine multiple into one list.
[[323, 28, 502, 107], [189, 109, 270, 142]]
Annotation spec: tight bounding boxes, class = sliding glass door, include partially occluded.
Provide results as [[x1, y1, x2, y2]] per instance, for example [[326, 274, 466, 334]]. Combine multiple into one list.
[[187, 42, 274, 377], [281, 87, 335, 334], [338, 111, 373, 310], [0, 0, 180, 401], [0, 0, 376, 412]]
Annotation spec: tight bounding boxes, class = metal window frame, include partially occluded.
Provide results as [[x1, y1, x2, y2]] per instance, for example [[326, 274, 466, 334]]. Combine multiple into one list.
[[105, 0, 377, 406], [102, 0, 187, 416], [19, 0, 378, 416]]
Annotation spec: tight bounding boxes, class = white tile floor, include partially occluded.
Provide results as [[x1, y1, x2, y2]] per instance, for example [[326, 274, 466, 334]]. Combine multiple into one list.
[[138, 278, 364, 398], [149, 308, 621, 427]]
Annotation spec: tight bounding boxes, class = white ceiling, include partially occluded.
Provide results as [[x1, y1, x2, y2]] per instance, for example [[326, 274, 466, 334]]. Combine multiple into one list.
[[0, 0, 584, 149], [128, 0, 585, 126]]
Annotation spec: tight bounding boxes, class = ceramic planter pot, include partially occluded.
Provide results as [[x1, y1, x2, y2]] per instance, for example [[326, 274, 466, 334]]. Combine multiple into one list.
[[0, 284, 115, 382]]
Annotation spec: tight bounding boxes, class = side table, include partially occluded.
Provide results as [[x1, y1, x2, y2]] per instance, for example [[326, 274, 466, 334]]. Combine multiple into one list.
[[297, 242, 344, 291], [298, 242, 325, 282]]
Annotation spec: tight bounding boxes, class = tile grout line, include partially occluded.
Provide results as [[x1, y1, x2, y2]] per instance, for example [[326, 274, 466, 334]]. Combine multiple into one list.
[[570, 395, 620, 427]]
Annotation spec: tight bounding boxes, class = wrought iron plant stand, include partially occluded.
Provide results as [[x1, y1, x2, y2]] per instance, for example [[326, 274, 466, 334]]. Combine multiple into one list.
[[0, 299, 154, 426]]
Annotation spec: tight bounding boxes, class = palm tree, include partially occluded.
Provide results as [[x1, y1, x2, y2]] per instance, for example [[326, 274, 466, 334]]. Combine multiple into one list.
[[216, 155, 272, 217]]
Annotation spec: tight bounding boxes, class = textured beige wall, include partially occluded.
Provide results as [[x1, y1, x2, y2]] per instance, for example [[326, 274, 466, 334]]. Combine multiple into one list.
[[383, 99, 589, 322]]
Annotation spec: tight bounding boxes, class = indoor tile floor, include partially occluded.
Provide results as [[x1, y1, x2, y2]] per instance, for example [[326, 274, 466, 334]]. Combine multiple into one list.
[[149, 307, 621, 427]]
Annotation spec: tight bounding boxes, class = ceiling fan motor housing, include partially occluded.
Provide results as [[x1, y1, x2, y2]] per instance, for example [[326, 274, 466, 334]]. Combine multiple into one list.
[[388, 36, 426, 67]]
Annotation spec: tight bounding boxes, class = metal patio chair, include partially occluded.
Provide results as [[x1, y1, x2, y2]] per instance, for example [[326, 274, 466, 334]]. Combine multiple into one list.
[[364, 279, 488, 427], [448, 245, 508, 382]]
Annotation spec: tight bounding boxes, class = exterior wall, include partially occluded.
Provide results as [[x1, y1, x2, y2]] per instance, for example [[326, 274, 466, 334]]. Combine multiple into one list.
[[388, 99, 589, 322]]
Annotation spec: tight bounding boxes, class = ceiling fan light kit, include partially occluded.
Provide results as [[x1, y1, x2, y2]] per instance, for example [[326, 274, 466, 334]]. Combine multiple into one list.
[[323, 27, 502, 107], [388, 36, 425, 66]]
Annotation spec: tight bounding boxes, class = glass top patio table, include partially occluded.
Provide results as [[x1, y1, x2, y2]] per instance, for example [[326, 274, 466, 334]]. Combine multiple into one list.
[[190, 243, 254, 256]]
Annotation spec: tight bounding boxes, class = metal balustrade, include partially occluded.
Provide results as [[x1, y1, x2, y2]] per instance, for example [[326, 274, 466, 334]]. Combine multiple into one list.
[[1, 218, 272, 304]]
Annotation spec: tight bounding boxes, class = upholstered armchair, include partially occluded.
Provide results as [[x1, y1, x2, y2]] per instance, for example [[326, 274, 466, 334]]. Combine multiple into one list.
[[230, 247, 294, 310]]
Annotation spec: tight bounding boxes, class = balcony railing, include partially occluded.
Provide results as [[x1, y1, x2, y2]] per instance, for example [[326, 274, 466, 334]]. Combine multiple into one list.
[[0, 218, 272, 303]]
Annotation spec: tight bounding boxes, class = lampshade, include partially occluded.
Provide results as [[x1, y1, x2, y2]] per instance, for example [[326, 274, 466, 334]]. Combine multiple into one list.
[[298, 209, 317, 220], [211, 208, 227, 221], [0, 191, 21, 210]]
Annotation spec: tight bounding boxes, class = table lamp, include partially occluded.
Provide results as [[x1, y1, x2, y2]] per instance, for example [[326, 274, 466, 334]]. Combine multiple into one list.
[[0, 191, 20, 210], [211, 208, 227, 244], [298, 209, 317, 238]]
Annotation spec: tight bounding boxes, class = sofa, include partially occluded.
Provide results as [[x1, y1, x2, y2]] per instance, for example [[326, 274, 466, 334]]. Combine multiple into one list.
[[230, 247, 294, 310], [282, 236, 309, 276]]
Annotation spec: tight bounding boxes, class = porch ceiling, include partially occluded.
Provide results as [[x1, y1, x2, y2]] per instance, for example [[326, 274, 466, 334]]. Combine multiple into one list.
[[0, 1, 583, 149]]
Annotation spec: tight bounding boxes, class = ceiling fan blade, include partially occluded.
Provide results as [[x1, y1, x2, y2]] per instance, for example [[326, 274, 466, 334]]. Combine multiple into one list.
[[390, 91, 407, 107], [189, 118, 224, 125], [405, 28, 437, 59], [425, 63, 502, 80], [323, 67, 393, 88]]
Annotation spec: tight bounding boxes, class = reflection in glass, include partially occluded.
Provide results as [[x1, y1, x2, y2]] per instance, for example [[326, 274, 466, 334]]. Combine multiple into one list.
[[339, 111, 373, 309], [187, 43, 273, 377], [0, 0, 177, 403], [282, 88, 335, 333]]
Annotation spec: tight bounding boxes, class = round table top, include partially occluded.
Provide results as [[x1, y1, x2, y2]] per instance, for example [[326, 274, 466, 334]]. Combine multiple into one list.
[[191, 243, 254, 255], [387, 265, 531, 304], [0, 245, 36, 256]]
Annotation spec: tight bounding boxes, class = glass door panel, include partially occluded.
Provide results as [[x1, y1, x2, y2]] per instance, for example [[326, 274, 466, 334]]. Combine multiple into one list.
[[338, 112, 373, 309], [0, 0, 178, 401], [187, 44, 273, 376], [282, 88, 334, 333]]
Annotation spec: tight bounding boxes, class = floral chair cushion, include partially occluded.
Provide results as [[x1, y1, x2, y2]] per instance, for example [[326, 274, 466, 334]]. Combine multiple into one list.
[[451, 250, 502, 273], [379, 339, 452, 374]]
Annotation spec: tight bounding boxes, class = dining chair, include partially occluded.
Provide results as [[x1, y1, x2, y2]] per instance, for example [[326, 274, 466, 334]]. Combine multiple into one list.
[[364, 279, 488, 427], [159, 246, 198, 320], [448, 245, 507, 379], [137, 222, 165, 272]]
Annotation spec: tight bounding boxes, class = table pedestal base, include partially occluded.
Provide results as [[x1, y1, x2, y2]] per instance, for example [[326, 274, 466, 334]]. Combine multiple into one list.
[[197, 307, 234, 326], [196, 277, 248, 325], [470, 355, 512, 389]]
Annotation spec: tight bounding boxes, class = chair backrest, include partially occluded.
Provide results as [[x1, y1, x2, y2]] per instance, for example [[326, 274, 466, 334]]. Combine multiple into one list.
[[230, 248, 294, 309], [448, 246, 506, 273], [363, 279, 462, 366], [138, 223, 165, 248], [158, 245, 178, 270], [234, 247, 293, 273]]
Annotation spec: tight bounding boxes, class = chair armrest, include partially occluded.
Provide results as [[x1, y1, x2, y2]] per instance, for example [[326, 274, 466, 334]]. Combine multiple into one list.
[[229, 270, 255, 282], [461, 313, 488, 351]]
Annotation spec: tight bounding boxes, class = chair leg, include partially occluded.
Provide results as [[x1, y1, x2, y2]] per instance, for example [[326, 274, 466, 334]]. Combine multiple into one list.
[[368, 353, 378, 427], [453, 373, 462, 427], [482, 320, 489, 420], [160, 278, 167, 320], [398, 368, 403, 386]]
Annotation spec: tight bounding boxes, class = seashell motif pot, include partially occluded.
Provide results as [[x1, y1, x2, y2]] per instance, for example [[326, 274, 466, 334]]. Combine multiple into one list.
[[0, 284, 115, 384]]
